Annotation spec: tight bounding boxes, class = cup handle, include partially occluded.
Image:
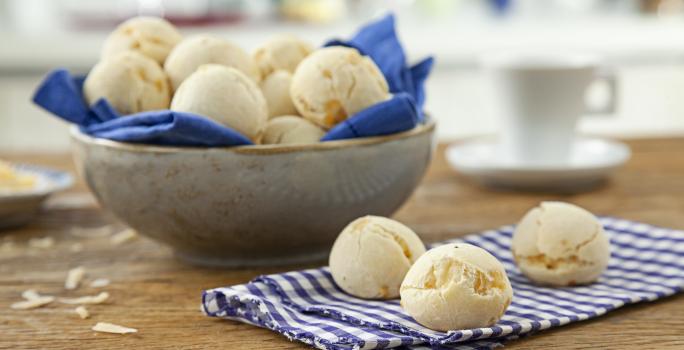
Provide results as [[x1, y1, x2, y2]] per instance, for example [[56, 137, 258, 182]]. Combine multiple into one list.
[[586, 69, 618, 115]]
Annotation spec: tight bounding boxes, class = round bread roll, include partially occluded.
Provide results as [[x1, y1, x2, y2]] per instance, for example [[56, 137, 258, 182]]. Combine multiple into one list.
[[83, 51, 171, 115], [101, 16, 182, 65], [170, 64, 267, 141], [260, 70, 298, 118], [164, 35, 260, 91], [253, 35, 313, 77], [511, 201, 611, 286], [261, 116, 324, 145], [291, 46, 390, 129], [329, 216, 426, 299], [400, 243, 513, 331]]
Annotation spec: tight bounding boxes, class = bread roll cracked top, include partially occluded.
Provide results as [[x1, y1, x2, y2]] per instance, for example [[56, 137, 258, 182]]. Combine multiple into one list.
[[511, 201, 611, 286], [101, 16, 182, 65], [329, 216, 426, 299], [291, 46, 389, 129], [170, 64, 267, 141], [84, 51, 171, 115], [400, 243, 513, 331]]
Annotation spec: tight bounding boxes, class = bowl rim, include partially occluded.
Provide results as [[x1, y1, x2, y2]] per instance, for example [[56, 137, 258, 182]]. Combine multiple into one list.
[[70, 118, 436, 155]]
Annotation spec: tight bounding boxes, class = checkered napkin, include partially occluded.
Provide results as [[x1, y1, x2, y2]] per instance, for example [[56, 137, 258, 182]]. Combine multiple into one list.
[[202, 218, 684, 349]]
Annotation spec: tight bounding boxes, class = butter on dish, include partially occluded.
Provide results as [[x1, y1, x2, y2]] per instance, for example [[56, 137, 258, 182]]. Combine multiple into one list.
[[0, 160, 36, 191]]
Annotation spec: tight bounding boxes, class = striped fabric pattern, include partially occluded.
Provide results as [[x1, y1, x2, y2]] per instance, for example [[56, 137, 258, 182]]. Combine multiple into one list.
[[202, 217, 684, 349]]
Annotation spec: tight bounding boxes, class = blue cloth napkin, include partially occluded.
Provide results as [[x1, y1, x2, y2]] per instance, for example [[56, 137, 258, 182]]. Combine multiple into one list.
[[33, 70, 253, 147], [322, 93, 418, 141], [202, 217, 684, 349], [32, 14, 433, 147]]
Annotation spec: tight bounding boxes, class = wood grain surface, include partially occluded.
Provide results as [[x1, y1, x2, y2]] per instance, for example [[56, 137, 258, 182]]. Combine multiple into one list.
[[1, 138, 684, 350]]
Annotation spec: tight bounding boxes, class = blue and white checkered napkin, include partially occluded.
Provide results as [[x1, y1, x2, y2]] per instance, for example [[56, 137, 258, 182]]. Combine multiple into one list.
[[202, 218, 684, 349]]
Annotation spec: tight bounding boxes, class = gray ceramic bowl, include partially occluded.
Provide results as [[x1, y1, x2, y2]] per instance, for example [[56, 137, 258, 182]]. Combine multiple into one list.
[[70, 120, 435, 267]]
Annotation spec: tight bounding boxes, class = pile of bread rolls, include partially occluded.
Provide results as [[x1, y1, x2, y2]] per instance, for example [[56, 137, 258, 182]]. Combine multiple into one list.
[[83, 17, 391, 145], [329, 201, 611, 331]]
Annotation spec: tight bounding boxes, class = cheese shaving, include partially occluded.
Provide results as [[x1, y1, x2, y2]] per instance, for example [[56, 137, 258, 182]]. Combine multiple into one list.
[[91, 322, 137, 334], [65, 266, 86, 290], [90, 278, 110, 288], [11, 296, 55, 310], [21, 289, 41, 300], [75, 306, 90, 319], [59, 291, 109, 305], [28, 237, 55, 249], [70, 226, 112, 238], [110, 229, 138, 245], [70, 243, 84, 252], [0, 241, 15, 252]]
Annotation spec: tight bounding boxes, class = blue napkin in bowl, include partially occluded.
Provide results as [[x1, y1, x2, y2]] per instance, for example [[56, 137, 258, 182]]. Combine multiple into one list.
[[32, 13, 433, 147], [33, 69, 254, 147], [322, 93, 418, 141]]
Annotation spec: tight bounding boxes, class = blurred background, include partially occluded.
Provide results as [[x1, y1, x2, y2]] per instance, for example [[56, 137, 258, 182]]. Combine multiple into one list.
[[2, 0, 684, 152]]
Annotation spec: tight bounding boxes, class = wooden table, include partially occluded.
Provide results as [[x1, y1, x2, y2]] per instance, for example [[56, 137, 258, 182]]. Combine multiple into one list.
[[2, 138, 684, 349]]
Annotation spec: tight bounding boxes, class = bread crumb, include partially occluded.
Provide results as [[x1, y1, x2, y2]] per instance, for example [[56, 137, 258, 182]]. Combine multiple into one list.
[[59, 292, 109, 305], [70, 243, 84, 252], [91, 322, 137, 334], [75, 306, 90, 319], [11, 296, 55, 310], [21, 289, 41, 300], [110, 229, 138, 245], [90, 278, 110, 288], [1, 241, 16, 252], [65, 266, 86, 290], [70, 226, 112, 238], [28, 237, 55, 249]]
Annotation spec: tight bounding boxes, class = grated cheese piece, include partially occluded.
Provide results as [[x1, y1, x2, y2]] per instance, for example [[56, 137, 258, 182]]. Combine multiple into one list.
[[65, 266, 86, 290], [11, 296, 55, 310], [70, 226, 112, 238], [70, 243, 84, 252], [21, 289, 41, 300], [1, 241, 16, 252], [110, 229, 138, 245], [89, 278, 110, 288], [75, 306, 90, 319], [28, 237, 55, 249], [91, 322, 137, 334], [59, 292, 109, 305], [1, 242, 12, 250]]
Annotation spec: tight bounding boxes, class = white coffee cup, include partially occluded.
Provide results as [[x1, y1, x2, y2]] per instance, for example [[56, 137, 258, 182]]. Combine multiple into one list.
[[482, 52, 617, 165]]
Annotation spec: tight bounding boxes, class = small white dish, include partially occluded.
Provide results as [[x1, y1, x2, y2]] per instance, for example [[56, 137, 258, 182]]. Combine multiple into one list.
[[446, 137, 631, 192], [0, 164, 73, 230]]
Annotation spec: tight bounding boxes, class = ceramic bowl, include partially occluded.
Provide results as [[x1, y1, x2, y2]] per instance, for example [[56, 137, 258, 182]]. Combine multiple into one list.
[[70, 120, 435, 267]]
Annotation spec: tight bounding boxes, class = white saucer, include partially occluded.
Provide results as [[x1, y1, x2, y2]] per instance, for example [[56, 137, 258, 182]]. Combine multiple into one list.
[[0, 164, 73, 230], [446, 137, 631, 191]]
